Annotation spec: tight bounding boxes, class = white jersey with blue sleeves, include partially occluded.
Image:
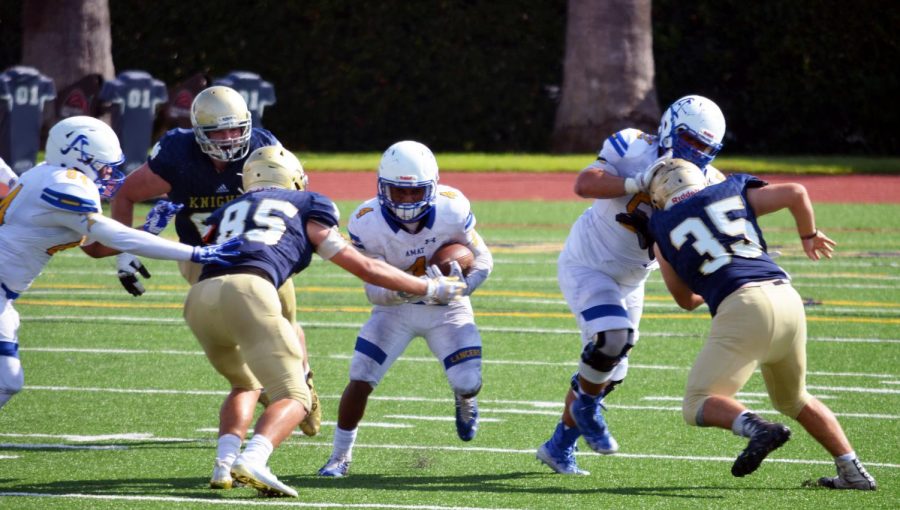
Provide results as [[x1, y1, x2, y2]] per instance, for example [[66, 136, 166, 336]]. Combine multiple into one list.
[[348, 184, 474, 304], [0, 163, 101, 294], [562, 128, 724, 271]]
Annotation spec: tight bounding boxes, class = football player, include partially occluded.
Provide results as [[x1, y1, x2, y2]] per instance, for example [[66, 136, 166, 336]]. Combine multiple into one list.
[[318, 140, 493, 478], [0, 156, 15, 197], [185, 146, 466, 497], [0, 116, 239, 411], [82, 85, 322, 437], [537, 95, 728, 475], [647, 160, 876, 490]]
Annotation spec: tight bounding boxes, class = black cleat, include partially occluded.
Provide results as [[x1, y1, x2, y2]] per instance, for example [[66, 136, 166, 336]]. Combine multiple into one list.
[[732, 421, 791, 477]]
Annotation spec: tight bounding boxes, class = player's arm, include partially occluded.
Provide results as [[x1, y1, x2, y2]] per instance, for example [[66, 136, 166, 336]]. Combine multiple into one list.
[[306, 220, 463, 302], [458, 228, 492, 295], [653, 244, 704, 311], [81, 162, 173, 257], [746, 183, 835, 261], [573, 161, 632, 199]]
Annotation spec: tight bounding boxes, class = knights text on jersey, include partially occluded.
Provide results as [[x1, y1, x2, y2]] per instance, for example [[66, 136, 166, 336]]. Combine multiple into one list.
[[147, 127, 279, 246], [200, 189, 340, 288], [649, 174, 789, 315], [348, 185, 474, 278], [0, 163, 101, 293]]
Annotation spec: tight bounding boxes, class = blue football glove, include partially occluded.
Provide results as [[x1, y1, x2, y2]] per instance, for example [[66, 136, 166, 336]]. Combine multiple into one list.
[[190, 236, 243, 266], [142, 200, 184, 235]]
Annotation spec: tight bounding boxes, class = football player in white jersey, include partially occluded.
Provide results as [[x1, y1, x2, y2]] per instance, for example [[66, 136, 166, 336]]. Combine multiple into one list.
[[536, 96, 729, 475], [0, 116, 240, 411], [318, 141, 493, 478], [0, 157, 16, 197]]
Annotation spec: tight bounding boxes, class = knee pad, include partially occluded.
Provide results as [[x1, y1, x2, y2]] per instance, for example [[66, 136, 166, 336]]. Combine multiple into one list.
[[770, 390, 812, 419], [0, 356, 23, 397], [579, 329, 634, 383], [447, 363, 482, 398], [683, 393, 708, 426]]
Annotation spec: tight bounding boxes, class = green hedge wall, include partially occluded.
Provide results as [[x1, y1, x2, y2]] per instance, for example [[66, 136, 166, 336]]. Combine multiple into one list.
[[1, 0, 895, 154]]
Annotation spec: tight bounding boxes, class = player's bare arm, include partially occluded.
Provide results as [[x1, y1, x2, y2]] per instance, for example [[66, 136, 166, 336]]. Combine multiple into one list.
[[654, 244, 704, 311], [573, 165, 631, 199], [81, 163, 173, 257], [746, 183, 835, 261], [306, 220, 431, 296]]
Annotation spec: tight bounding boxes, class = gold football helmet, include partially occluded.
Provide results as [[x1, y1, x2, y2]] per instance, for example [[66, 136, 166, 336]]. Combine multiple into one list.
[[190, 86, 252, 162], [649, 158, 707, 210], [242, 145, 308, 191]]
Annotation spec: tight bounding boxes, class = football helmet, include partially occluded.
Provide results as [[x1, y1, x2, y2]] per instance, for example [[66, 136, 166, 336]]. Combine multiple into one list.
[[44, 115, 126, 199], [649, 158, 707, 210], [377, 140, 438, 223], [241, 145, 308, 191], [190, 86, 252, 162], [658, 95, 725, 169]]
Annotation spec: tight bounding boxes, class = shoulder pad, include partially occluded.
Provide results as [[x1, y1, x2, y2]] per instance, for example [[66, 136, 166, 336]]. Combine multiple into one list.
[[599, 128, 658, 163], [40, 168, 100, 213]]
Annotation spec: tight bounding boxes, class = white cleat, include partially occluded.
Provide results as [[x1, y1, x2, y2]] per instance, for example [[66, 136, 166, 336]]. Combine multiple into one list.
[[231, 460, 298, 497]]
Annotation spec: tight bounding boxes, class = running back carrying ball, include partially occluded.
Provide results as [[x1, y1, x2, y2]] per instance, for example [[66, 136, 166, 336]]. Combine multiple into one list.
[[429, 243, 475, 276]]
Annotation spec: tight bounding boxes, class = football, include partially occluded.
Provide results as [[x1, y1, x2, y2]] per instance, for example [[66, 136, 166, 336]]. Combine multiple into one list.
[[428, 243, 475, 276]]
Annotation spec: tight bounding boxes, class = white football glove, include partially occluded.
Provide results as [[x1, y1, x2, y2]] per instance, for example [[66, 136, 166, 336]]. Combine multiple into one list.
[[448, 260, 472, 296], [116, 253, 151, 297], [424, 269, 467, 304], [624, 150, 672, 194]]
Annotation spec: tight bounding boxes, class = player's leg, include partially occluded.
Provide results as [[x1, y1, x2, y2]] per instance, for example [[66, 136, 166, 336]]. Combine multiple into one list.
[[0, 300, 23, 410], [320, 306, 413, 477], [276, 278, 320, 436], [687, 286, 791, 478], [424, 304, 482, 442], [223, 275, 307, 497], [761, 284, 876, 490], [185, 278, 264, 490]]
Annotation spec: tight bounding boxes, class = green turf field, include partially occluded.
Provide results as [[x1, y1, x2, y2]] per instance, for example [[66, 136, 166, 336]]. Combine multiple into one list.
[[0, 200, 897, 509]]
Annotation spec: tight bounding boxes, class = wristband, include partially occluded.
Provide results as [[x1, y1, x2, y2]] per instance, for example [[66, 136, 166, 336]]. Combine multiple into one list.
[[800, 229, 818, 240], [623, 177, 640, 195]]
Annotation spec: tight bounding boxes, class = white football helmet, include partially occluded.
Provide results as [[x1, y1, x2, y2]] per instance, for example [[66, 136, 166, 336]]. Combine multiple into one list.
[[44, 115, 126, 199], [242, 145, 308, 191], [190, 86, 252, 162], [658, 95, 725, 169], [649, 158, 708, 210], [377, 140, 438, 223]]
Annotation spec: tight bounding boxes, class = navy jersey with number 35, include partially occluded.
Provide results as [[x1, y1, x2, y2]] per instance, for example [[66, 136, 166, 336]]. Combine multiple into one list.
[[201, 189, 340, 288], [649, 174, 788, 315]]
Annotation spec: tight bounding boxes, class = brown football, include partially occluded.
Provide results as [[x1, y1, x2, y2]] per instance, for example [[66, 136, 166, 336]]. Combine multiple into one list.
[[428, 243, 475, 276]]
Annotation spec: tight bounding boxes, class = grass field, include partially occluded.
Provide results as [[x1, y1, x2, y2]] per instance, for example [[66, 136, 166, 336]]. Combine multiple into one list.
[[0, 199, 897, 509]]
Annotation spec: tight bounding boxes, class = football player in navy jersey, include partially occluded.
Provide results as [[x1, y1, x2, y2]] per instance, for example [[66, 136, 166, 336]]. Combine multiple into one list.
[[647, 160, 876, 490], [184, 146, 466, 497], [83, 85, 322, 436]]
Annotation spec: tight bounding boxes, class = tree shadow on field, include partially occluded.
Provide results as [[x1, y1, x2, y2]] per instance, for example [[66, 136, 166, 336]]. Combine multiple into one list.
[[289, 470, 741, 500]]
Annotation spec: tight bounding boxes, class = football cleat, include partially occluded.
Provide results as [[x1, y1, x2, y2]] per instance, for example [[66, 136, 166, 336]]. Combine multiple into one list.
[[536, 442, 590, 476], [318, 454, 351, 478], [209, 461, 235, 490], [731, 419, 791, 477], [454, 394, 479, 442], [814, 459, 877, 490], [299, 370, 321, 437], [568, 394, 618, 454], [231, 460, 298, 497]]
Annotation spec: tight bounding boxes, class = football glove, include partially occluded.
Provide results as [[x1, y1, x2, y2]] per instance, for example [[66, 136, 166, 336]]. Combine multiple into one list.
[[190, 236, 243, 266], [142, 200, 183, 235], [424, 266, 467, 304], [117, 253, 151, 297], [615, 209, 655, 259]]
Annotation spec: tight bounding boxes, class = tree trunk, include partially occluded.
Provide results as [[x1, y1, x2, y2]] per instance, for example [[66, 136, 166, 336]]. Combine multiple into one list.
[[21, 0, 115, 91], [551, 0, 659, 153]]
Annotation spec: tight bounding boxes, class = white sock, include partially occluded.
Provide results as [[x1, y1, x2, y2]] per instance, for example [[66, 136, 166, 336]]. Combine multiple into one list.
[[215, 433, 242, 466], [332, 427, 358, 459], [240, 434, 274, 466], [835, 451, 858, 471], [731, 410, 753, 437]]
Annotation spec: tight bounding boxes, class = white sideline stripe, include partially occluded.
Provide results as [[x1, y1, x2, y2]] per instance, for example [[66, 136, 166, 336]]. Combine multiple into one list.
[[0, 443, 126, 450], [0, 432, 195, 443], [21, 347, 900, 380], [0, 455, 20, 459], [0, 493, 519, 510], [22, 316, 900, 344], [509, 297, 900, 315], [807, 384, 900, 394], [384, 415, 503, 423]]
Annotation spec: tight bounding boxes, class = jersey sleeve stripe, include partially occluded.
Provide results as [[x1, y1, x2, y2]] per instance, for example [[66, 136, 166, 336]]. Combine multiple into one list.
[[40, 188, 99, 213], [607, 133, 626, 157], [464, 212, 475, 231]]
